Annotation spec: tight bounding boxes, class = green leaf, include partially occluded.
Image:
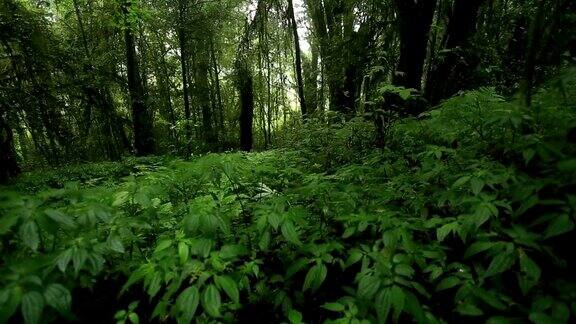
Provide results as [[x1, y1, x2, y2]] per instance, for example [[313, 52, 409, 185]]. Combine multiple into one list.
[[436, 276, 461, 291], [389, 286, 406, 320], [22, 291, 44, 324], [175, 286, 199, 323], [375, 288, 392, 323], [484, 252, 516, 278], [267, 213, 282, 230], [43, 284, 71, 315], [322, 302, 345, 312], [108, 236, 125, 253], [202, 284, 221, 317], [464, 241, 496, 259], [154, 239, 173, 253], [287, 309, 303, 324], [20, 221, 39, 252], [0, 213, 19, 234], [0, 287, 22, 323], [214, 275, 239, 304], [544, 215, 574, 239], [281, 221, 301, 245], [518, 251, 541, 295], [519, 252, 541, 280], [72, 248, 88, 274], [113, 191, 130, 206], [457, 302, 484, 316], [286, 258, 309, 279], [45, 209, 75, 228], [128, 312, 139, 324], [358, 274, 381, 299], [303, 263, 327, 292], [345, 249, 364, 268], [453, 176, 471, 188], [55, 249, 73, 273], [471, 178, 484, 195], [437, 222, 459, 242], [178, 242, 189, 264]]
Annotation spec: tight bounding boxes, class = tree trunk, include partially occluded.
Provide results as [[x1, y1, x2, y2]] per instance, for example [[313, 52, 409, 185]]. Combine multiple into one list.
[[425, 0, 486, 104], [393, 0, 437, 91], [196, 47, 215, 146], [178, 0, 192, 152], [287, 0, 307, 118], [237, 62, 254, 152], [123, 0, 154, 156], [0, 113, 20, 183]]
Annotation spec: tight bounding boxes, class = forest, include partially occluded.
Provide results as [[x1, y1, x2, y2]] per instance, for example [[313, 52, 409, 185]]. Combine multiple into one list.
[[0, 0, 575, 322]]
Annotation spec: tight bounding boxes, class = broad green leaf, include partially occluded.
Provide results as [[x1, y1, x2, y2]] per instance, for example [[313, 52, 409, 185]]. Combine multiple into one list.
[[376, 288, 392, 323], [214, 276, 239, 304], [358, 274, 380, 299], [484, 252, 516, 278], [472, 287, 507, 310], [0, 287, 22, 323], [281, 221, 301, 245], [437, 222, 459, 242], [113, 191, 130, 206], [108, 236, 125, 253], [303, 263, 327, 292], [45, 209, 74, 228], [544, 215, 574, 239], [453, 176, 471, 188], [22, 291, 44, 324], [436, 276, 461, 291], [20, 221, 39, 252], [154, 239, 173, 253], [322, 302, 345, 312], [128, 312, 139, 324], [286, 258, 309, 279], [518, 251, 541, 295], [267, 213, 282, 230], [389, 286, 406, 321], [464, 241, 496, 259], [178, 242, 189, 264], [202, 284, 221, 317], [457, 302, 483, 316], [175, 286, 199, 323], [288, 309, 303, 324], [0, 213, 19, 234], [44, 284, 71, 315], [471, 178, 484, 195], [55, 249, 73, 273], [72, 248, 88, 274]]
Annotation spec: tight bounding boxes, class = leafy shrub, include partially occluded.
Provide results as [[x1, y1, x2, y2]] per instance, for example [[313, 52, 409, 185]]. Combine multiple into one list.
[[1, 70, 576, 323]]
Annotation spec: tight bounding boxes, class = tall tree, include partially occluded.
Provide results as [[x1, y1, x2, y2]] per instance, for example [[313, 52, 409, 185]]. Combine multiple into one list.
[[0, 111, 20, 183], [178, 0, 192, 152], [393, 0, 437, 91], [287, 0, 307, 118], [426, 0, 487, 104], [123, 0, 154, 156]]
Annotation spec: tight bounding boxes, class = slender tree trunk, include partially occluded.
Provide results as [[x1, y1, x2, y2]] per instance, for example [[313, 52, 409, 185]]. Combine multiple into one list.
[[0, 113, 20, 183], [196, 47, 215, 146], [210, 40, 224, 131], [425, 0, 486, 104], [235, 1, 265, 152], [287, 0, 307, 118], [178, 1, 192, 153], [393, 0, 437, 90], [123, 0, 154, 156]]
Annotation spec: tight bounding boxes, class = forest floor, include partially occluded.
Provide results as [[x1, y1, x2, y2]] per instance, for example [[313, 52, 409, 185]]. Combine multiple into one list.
[[2, 77, 576, 322]]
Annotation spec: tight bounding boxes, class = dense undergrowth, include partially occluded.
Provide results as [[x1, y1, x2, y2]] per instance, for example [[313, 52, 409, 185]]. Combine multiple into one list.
[[1, 69, 576, 323]]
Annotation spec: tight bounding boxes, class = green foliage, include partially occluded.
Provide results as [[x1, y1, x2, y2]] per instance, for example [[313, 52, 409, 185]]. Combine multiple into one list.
[[1, 72, 576, 322]]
